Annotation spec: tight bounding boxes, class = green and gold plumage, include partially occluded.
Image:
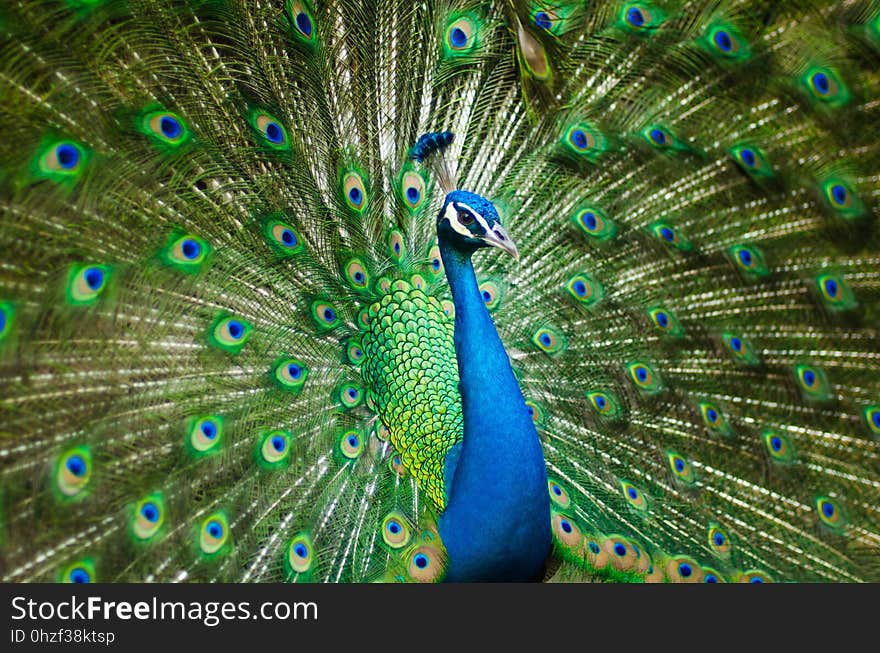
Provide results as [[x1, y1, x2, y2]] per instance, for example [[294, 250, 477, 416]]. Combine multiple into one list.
[[1, 0, 879, 583], [362, 280, 461, 510]]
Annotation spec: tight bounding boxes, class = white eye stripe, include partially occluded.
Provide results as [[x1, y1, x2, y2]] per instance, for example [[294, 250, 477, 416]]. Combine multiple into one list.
[[445, 201, 493, 238], [444, 203, 471, 236]]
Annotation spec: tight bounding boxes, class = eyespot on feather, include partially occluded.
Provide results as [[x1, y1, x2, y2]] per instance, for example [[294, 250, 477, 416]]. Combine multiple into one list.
[[763, 429, 794, 463], [586, 389, 622, 419], [626, 361, 662, 394], [60, 560, 95, 584], [667, 450, 696, 485], [532, 326, 567, 355], [398, 171, 426, 211], [55, 446, 92, 498], [651, 222, 692, 251], [263, 218, 305, 256], [341, 170, 368, 212], [444, 15, 478, 56], [405, 545, 445, 582], [286, 532, 316, 575], [187, 415, 224, 456], [142, 110, 190, 147], [620, 480, 649, 512], [707, 523, 731, 557], [665, 555, 703, 583], [34, 140, 88, 183], [816, 496, 846, 531], [573, 206, 616, 242], [285, 1, 317, 44], [66, 264, 111, 305], [603, 535, 639, 571], [163, 233, 210, 272], [208, 315, 253, 353], [132, 494, 165, 541], [249, 110, 290, 150], [547, 479, 572, 510], [198, 513, 230, 556], [381, 512, 412, 549], [257, 430, 291, 468], [310, 300, 341, 330], [338, 430, 364, 460]]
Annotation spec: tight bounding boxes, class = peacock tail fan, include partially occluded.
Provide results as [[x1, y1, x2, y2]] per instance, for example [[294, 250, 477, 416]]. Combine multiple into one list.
[[0, 0, 879, 583]]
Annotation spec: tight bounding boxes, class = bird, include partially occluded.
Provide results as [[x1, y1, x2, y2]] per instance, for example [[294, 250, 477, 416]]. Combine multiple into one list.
[[0, 0, 879, 584]]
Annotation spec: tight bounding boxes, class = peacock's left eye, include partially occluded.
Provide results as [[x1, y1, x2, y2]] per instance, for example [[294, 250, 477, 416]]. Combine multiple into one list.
[[458, 211, 474, 226]]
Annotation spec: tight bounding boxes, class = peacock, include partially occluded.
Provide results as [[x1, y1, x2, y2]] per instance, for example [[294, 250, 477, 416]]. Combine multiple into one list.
[[1, 0, 879, 584]]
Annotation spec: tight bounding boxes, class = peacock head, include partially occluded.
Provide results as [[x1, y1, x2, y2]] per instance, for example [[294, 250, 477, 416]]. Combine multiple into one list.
[[437, 190, 518, 259]]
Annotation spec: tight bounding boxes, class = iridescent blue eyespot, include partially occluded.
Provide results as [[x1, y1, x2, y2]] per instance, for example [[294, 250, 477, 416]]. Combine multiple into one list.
[[66, 455, 86, 477], [70, 568, 90, 583], [160, 116, 182, 139], [825, 278, 838, 296], [265, 122, 283, 144], [614, 543, 627, 557], [816, 496, 845, 530], [812, 72, 830, 95], [740, 149, 756, 168], [56, 144, 80, 169], [534, 11, 552, 30], [296, 12, 312, 36], [181, 239, 201, 260], [650, 129, 666, 145], [714, 30, 732, 52], [227, 320, 243, 340], [627, 8, 645, 27], [85, 268, 104, 290], [141, 503, 159, 522]]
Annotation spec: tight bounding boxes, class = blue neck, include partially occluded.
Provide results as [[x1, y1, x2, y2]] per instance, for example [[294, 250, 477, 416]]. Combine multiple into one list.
[[437, 237, 550, 582]]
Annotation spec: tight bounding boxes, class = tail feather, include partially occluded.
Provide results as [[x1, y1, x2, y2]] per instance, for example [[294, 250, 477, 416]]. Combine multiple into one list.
[[1, 0, 879, 583]]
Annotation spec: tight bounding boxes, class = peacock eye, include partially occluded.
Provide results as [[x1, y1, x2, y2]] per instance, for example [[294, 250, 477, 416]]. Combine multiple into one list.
[[458, 211, 474, 226]]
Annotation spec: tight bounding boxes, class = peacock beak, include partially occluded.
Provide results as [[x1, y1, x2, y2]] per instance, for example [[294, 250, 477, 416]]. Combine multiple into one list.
[[482, 224, 520, 261]]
